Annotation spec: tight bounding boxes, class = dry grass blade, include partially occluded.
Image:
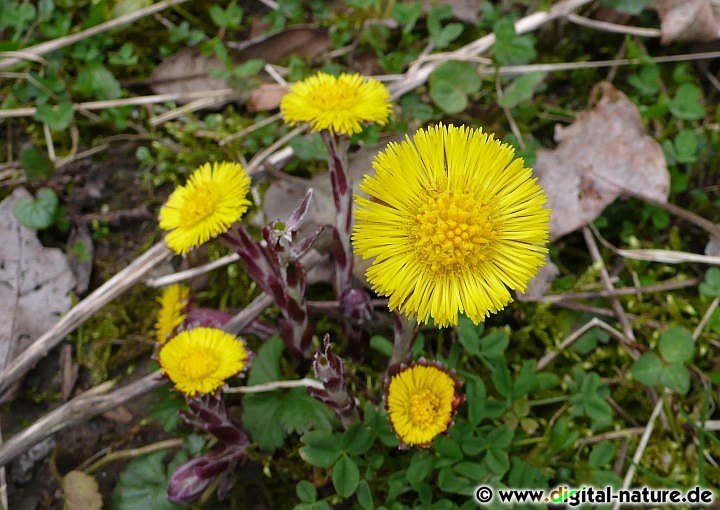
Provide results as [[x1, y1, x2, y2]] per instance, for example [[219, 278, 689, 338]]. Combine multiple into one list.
[[0, 242, 171, 397], [0, 0, 190, 71], [0, 289, 272, 467]]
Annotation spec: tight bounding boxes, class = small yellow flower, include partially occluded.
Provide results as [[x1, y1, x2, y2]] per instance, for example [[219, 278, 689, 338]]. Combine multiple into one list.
[[159, 161, 251, 255], [159, 327, 249, 396], [154, 284, 190, 344], [387, 363, 461, 447], [353, 124, 550, 327], [280, 72, 391, 135]]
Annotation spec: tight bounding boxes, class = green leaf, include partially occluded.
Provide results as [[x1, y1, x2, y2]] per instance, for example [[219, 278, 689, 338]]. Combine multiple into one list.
[[699, 268, 720, 297], [332, 456, 360, 498], [233, 58, 265, 78], [658, 327, 695, 363], [480, 329, 509, 358], [498, 72, 545, 109], [493, 18, 536, 65], [242, 392, 286, 451], [209, 4, 243, 28], [429, 61, 481, 114], [14, 187, 58, 230], [660, 362, 691, 394], [457, 315, 483, 356], [35, 101, 74, 131], [391, 2, 422, 33], [406, 453, 435, 484], [76, 63, 122, 100], [490, 358, 512, 397], [19, 146, 54, 182], [668, 83, 705, 120], [342, 424, 375, 455], [673, 129, 698, 164], [589, 441, 615, 469], [485, 448, 510, 475], [112, 451, 179, 510], [465, 378, 487, 426], [356, 480, 374, 510], [300, 431, 343, 468], [290, 133, 328, 161], [296, 480, 317, 503], [631, 352, 663, 386], [549, 416, 579, 451], [248, 335, 284, 384]]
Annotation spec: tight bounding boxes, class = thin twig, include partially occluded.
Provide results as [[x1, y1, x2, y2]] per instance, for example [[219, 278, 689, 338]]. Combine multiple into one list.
[[536, 318, 625, 370], [0, 290, 272, 467], [85, 438, 183, 474], [0, 242, 171, 397], [0, 89, 236, 118], [693, 297, 720, 341], [0, 0, 190, 70], [614, 398, 664, 510], [565, 13, 661, 38], [146, 253, 241, 288], [535, 278, 699, 303], [149, 96, 230, 126], [225, 378, 324, 393], [246, 126, 307, 174], [219, 113, 282, 146], [583, 227, 637, 355]]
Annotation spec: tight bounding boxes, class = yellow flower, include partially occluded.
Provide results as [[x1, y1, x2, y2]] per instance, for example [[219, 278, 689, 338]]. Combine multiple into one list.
[[159, 327, 249, 396], [280, 72, 391, 135], [154, 284, 190, 344], [159, 161, 251, 254], [386, 363, 461, 447], [353, 124, 550, 327]]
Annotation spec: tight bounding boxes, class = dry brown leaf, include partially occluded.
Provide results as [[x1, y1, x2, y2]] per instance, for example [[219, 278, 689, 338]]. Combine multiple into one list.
[[150, 26, 330, 98], [652, 0, 720, 44], [534, 82, 669, 240], [0, 188, 76, 374], [63, 470, 103, 510], [248, 83, 288, 112]]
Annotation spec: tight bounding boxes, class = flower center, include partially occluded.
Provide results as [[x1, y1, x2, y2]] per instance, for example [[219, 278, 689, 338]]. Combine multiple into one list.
[[180, 347, 221, 380], [415, 190, 496, 273], [408, 389, 441, 428], [179, 183, 222, 228], [309, 81, 360, 111]]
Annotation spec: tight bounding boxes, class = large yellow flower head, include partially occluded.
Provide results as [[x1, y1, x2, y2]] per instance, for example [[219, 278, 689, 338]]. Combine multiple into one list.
[[353, 124, 550, 327], [159, 161, 251, 255], [386, 362, 462, 447], [280, 72, 391, 135], [159, 327, 249, 396], [155, 284, 190, 344]]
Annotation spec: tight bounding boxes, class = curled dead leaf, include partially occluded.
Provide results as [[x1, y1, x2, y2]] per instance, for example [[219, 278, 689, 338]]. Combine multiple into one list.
[[0, 188, 76, 379], [149, 26, 330, 102], [652, 0, 720, 44], [534, 82, 669, 240]]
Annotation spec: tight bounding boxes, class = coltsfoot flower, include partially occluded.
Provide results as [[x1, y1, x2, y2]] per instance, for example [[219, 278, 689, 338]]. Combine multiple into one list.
[[353, 124, 550, 327], [159, 161, 251, 255], [159, 327, 249, 396], [386, 360, 463, 447], [155, 284, 190, 344], [280, 72, 391, 135]]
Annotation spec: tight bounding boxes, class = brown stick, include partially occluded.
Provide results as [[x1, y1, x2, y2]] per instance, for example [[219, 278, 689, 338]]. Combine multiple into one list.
[[534, 278, 699, 304], [0, 242, 171, 397], [0, 292, 268, 467]]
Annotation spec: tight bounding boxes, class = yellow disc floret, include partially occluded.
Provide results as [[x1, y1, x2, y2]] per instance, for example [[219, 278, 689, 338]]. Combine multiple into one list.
[[159, 327, 249, 396], [387, 364, 458, 447], [280, 72, 391, 135], [353, 124, 551, 326], [159, 161, 251, 255]]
